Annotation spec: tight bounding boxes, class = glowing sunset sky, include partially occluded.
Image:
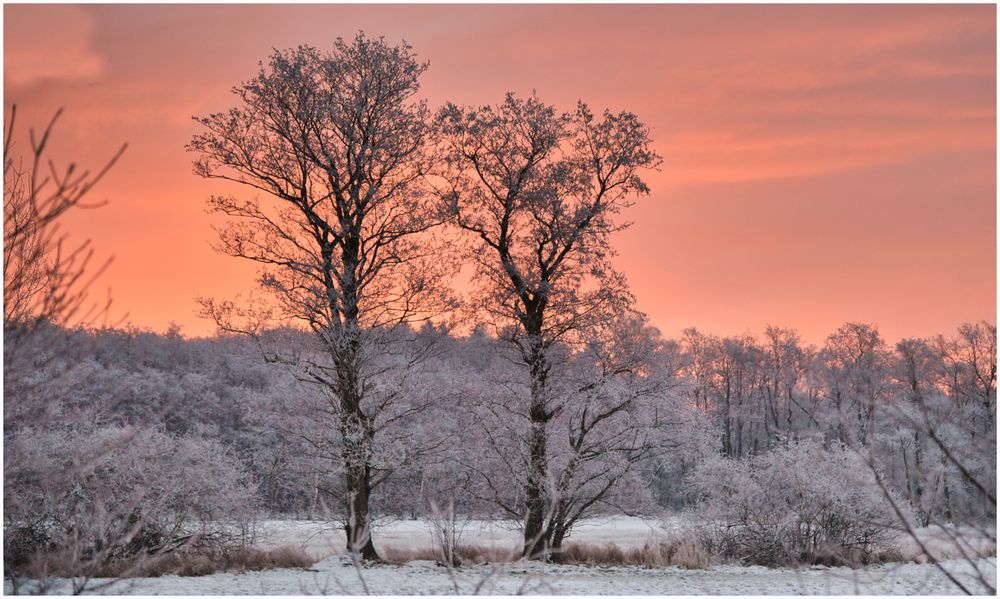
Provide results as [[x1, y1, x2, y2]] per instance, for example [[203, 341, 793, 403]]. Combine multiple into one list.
[[4, 4, 996, 343]]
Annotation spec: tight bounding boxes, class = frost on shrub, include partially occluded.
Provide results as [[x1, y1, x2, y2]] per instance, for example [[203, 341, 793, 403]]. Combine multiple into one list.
[[4, 426, 257, 576], [687, 440, 907, 566]]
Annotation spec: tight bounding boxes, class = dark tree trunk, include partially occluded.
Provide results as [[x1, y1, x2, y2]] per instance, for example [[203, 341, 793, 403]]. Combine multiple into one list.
[[523, 417, 549, 558], [786, 388, 794, 435], [338, 377, 381, 560], [337, 349, 380, 561], [912, 430, 927, 526], [721, 397, 732, 457], [735, 409, 744, 458], [549, 523, 568, 563], [522, 326, 552, 560], [343, 457, 379, 560], [334, 243, 381, 562]]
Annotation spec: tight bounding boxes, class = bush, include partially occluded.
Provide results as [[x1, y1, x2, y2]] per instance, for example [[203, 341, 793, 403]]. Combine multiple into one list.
[[4, 425, 258, 578], [687, 440, 907, 567]]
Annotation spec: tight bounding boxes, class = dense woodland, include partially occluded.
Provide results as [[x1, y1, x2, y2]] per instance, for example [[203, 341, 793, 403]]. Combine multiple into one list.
[[3, 32, 996, 583], [5, 320, 996, 549]]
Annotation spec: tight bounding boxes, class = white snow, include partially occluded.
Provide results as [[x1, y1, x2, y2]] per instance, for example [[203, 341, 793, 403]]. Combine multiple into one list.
[[251, 515, 676, 557], [8, 556, 996, 595]]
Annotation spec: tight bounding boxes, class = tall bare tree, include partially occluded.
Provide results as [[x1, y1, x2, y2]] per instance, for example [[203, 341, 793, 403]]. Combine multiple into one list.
[[4, 106, 124, 366], [189, 34, 451, 561], [435, 93, 661, 558]]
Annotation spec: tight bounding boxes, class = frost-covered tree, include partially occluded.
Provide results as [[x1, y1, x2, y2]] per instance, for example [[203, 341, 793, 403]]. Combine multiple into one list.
[[189, 33, 453, 560], [934, 321, 997, 429], [1, 107, 150, 591], [673, 320, 994, 586], [761, 326, 810, 441], [677, 329, 783, 458], [435, 93, 661, 558], [543, 316, 680, 554], [860, 325, 996, 594], [687, 440, 904, 567], [818, 322, 891, 446]]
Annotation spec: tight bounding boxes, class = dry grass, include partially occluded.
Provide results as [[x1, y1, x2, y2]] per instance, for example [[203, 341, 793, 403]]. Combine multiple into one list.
[[797, 542, 905, 568], [556, 535, 713, 569], [380, 544, 521, 566], [94, 545, 317, 578], [379, 534, 713, 570]]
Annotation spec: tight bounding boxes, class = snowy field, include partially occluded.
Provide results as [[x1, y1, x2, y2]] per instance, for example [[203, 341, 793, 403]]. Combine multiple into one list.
[[13, 555, 995, 595], [253, 515, 671, 557], [7, 517, 995, 595]]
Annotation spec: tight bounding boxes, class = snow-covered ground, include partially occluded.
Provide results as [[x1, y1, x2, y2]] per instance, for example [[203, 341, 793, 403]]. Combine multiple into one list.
[[252, 515, 672, 557], [9, 555, 996, 595], [7, 517, 995, 595]]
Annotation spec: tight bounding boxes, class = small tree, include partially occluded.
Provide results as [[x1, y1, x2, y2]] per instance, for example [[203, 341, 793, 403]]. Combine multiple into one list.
[[189, 33, 452, 561], [4, 106, 118, 587], [435, 93, 660, 558]]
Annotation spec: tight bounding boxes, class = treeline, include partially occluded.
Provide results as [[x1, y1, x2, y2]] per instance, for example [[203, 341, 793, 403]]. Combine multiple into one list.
[[7, 319, 994, 523]]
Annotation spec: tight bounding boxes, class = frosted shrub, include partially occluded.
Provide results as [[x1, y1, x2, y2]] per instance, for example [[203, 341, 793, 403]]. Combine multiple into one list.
[[426, 500, 468, 567], [4, 426, 257, 576], [687, 440, 906, 566]]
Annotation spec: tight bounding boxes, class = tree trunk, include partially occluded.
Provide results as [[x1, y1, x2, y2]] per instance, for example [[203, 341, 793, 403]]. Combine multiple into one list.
[[522, 329, 552, 560], [333, 231, 381, 562], [735, 410, 744, 458], [336, 304, 381, 561], [721, 402, 732, 457], [549, 524, 568, 563], [786, 388, 794, 435], [339, 391, 380, 561], [343, 457, 379, 561], [912, 430, 928, 526], [941, 464, 953, 522]]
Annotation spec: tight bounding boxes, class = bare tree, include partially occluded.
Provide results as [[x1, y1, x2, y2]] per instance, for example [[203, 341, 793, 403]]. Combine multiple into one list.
[[761, 325, 807, 442], [435, 93, 661, 559], [678, 329, 775, 459], [935, 321, 997, 429], [3, 106, 124, 332], [0, 107, 187, 593], [544, 316, 675, 556], [189, 33, 453, 561], [4, 105, 125, 428]]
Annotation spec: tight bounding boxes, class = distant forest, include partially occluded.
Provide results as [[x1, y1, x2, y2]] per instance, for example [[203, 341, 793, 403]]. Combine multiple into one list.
[[8, 319, 995, 521]]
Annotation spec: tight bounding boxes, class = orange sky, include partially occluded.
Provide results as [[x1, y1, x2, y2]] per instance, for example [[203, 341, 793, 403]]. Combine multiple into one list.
[[4, 4, 996, 344]]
